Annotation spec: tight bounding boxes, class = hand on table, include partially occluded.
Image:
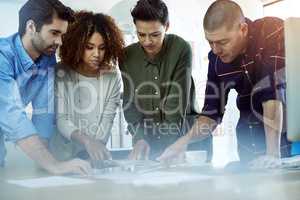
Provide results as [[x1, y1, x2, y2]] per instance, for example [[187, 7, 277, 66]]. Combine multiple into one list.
[[83, 137, 112, 161], [48, 158, 92, 175], [156, 136, 188, 166], [128, 139, 150, 160], [249, 155, 282, 170]]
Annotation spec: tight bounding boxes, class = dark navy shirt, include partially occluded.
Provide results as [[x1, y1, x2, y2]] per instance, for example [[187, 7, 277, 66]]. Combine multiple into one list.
[[201, 17, 285, 124]]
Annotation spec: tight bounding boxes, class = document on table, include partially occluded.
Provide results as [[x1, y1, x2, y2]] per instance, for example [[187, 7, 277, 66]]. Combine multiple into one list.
[[281, 156, 300, 169], [7, 176, 94, 188], [89, 169, 212, 186]]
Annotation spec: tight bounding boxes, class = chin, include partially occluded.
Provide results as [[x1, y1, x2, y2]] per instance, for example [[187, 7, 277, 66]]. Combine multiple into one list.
[[146, 50, 158, 57], [145, 49, 154, 54], [43, 50, 56, 56], [89, 65, 100, 70], [220, 57, 234, 63]]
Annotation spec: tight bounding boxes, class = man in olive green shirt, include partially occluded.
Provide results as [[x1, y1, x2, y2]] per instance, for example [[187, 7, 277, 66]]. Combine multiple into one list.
[[120, 0, 193, 160]]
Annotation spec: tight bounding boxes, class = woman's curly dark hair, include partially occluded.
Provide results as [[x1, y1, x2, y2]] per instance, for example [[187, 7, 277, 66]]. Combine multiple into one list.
[[59, 11, 125, 70]]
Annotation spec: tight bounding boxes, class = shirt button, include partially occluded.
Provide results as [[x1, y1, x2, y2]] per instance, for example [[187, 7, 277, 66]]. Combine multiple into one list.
[[57, 69, 65, 77], [154, 76, 158, 80]]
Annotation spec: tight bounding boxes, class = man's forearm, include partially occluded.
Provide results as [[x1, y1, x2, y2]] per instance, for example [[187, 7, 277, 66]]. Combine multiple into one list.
[[17, 135, 59, 172], [184, 115, 217, 145], [265, 128, 281, 157], [263, 100, 283, 157]]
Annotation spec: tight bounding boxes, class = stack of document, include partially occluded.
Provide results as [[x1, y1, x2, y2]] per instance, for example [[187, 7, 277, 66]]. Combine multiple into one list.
[[281, 155, 300, 169]]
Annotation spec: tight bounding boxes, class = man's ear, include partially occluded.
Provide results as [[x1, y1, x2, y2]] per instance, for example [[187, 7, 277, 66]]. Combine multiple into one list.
[[240, 22, 248, 37], [25, 20, 37, 36], [165, 22, 170, 32]]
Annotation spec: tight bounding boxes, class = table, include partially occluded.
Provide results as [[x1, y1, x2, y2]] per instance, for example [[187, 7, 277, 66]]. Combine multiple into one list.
[[1, 151, 300, 200]]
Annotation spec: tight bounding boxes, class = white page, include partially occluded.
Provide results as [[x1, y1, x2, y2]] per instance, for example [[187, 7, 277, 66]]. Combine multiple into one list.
[[132, 172, 212, 186], [7, 176, 94, 188], [89, 169, 212, 186]]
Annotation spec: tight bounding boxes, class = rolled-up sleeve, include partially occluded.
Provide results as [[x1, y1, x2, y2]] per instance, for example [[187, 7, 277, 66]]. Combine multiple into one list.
[[0, 55, 36, 142]]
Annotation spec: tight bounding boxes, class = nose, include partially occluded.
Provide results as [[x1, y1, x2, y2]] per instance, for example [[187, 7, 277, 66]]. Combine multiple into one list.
[[93, 48, 100, 57], [211, 43, 222, 55], [143, 36, 152, 46], [55, 36, 63, 46]]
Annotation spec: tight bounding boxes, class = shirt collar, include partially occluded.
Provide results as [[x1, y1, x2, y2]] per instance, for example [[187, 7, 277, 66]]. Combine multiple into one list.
[[14, 34, 35, 71]]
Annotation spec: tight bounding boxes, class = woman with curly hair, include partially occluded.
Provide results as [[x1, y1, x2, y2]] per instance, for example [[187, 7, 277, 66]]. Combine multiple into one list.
[[50, 11, 125, 165]]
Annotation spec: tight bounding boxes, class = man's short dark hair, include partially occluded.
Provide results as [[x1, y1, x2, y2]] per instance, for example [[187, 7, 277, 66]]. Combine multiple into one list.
[[18, 0, 74, 36], [131, 0, 169, 25], [203, 0, 245, 32]]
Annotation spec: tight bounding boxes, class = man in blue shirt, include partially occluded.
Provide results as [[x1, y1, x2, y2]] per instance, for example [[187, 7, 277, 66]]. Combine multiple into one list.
[[0, 0, 91, 174]]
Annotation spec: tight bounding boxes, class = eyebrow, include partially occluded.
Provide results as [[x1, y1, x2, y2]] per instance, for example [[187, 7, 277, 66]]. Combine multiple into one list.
[[137, 31, 162, 35], [86, 42, 105, 46], [208, 38, 229, 43], [49, 29, 62, 33]]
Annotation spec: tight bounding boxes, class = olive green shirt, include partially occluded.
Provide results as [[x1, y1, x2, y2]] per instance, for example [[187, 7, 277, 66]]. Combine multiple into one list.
[[120, 34, 192, 150]]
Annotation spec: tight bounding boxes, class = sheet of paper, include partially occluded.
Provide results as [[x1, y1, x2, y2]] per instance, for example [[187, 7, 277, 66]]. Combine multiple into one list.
[[7, 176, 94, 188], [281, 156, 300, 169], [89, 169, 212, 186], [132, 172, 212, 186]]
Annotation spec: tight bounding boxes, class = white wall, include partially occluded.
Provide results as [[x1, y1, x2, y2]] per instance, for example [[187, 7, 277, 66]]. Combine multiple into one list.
[[264, 0, 300, 19], [0, 1, 23, 36]]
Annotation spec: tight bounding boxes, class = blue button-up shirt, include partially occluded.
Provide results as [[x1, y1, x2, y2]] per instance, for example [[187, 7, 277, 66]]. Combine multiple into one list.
[[0, 33, 56, 166]]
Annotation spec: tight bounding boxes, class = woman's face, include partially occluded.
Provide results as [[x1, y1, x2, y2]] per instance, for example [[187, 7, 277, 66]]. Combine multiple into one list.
[[82, 32, 105, 70]]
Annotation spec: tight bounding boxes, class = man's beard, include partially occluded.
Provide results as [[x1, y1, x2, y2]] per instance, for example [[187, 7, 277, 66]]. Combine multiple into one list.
[[43, 44, 59, 56], [32, 36, 57, 56]]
